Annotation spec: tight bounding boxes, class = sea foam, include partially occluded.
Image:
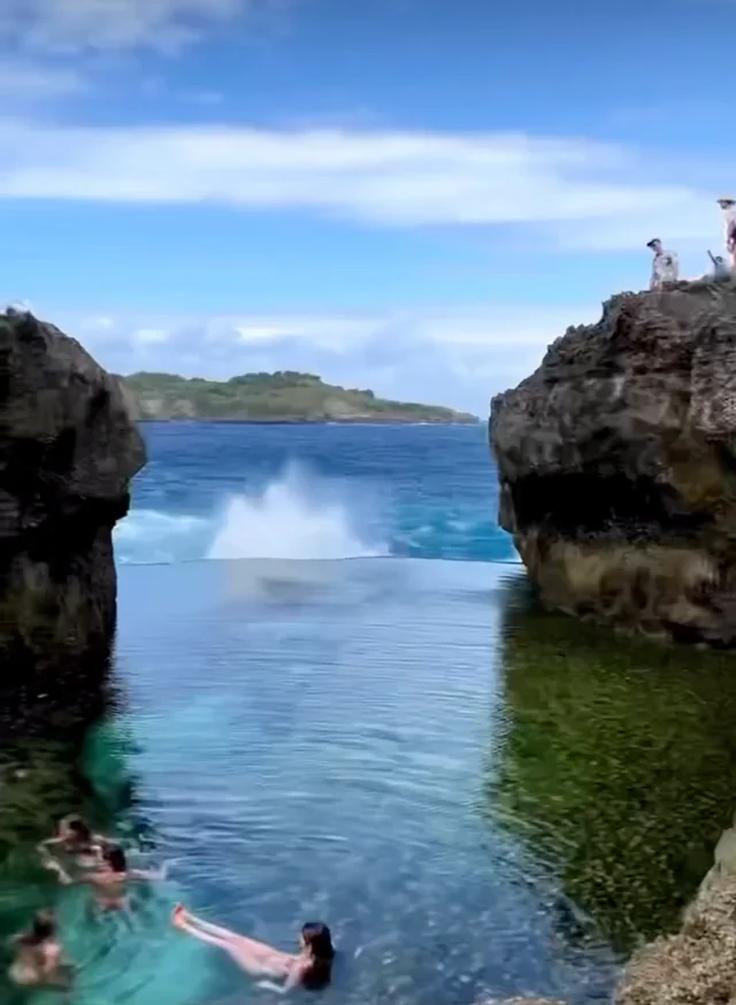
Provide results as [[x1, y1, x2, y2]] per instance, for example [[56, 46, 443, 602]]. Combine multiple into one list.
[[115, 467, 387, 565]]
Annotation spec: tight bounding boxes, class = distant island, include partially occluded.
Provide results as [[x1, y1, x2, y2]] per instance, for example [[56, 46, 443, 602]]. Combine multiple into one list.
[[119, 371, 478, 424]]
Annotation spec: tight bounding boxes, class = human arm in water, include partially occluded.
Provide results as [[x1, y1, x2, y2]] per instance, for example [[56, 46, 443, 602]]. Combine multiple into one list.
[[37, 831, 106, 869], [127, 862, 170, 881], [42, 860, 74, 885], [47, 862, 169, 887], [37, 834, 66, 870], [171, 905, 300, 984]]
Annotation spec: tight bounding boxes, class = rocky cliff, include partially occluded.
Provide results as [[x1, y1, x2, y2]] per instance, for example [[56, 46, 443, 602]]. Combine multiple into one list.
[[0, 310, 145, 693], [491, 279, 736, 645]]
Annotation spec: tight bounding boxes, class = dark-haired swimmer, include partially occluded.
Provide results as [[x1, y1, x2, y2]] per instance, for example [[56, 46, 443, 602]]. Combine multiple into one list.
[[172, 905, 334, 992], [8, 910, 72, 989], [38, 814, 107, 871], [49, 844, 168, 911]]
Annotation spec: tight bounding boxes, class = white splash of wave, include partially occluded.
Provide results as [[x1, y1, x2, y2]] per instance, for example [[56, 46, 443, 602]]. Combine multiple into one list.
[[115, 468, 387, 565], [207, 470, 386, 561]]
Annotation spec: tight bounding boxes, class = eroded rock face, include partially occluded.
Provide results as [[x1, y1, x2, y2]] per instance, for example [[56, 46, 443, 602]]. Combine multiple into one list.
[[490, 280, 736, 645], [0, 310, 146, 687]]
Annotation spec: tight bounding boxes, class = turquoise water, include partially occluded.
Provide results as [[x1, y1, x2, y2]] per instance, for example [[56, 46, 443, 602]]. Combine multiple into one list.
[[3, 424, 736, 1004]]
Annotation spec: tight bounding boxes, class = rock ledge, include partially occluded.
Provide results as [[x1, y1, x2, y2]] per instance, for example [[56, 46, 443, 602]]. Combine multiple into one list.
[[491, 280, 736, 644]]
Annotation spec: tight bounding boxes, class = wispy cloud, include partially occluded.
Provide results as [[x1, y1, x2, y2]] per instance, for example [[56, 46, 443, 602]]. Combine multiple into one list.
[[56, 302, 596, 413], [0, 0, 247, 53], [0, 119, 718, 249], [0, 60, 86, 98]]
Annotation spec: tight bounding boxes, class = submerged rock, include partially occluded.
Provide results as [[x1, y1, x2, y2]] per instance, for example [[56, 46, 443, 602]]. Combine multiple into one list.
[[494, 589, 736, 953], [490, 279, 736, 645], [0, 310, 145, 690], [616, 824, 736, 1005]]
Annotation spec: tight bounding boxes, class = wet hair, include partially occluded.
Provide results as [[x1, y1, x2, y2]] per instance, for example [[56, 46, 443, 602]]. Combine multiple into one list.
[[300, 922, 334, 990], [103, 844, 127, 873], [19, 910, 56, 946], [62, 815, 93, 844]]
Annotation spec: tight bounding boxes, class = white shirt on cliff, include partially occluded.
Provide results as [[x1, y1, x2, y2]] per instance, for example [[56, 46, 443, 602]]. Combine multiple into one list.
[[650, 248, 679, 289]]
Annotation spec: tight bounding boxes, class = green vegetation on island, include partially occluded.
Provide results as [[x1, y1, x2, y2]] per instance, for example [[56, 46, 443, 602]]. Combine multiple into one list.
[[120, 371, 478, 423]]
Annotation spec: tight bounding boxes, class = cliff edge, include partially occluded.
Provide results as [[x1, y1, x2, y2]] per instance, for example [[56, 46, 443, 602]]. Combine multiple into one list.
[[0, 310, 146, 689], [491, 279, 736, 645]]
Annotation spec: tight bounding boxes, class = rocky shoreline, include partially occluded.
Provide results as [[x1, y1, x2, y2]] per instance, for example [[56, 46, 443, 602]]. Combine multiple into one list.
[[615, 823, 736, 1005], [480, 820, 736, 1004]]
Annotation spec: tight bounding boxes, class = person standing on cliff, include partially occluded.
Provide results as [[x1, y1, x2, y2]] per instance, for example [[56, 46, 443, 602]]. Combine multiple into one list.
[[647, 238, 679, 290], [718, 197, 736, 271]]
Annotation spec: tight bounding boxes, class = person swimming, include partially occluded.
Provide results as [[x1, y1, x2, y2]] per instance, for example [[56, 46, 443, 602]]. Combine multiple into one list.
[[172, 905, 334, 992], [38, 814, 106, 871], [49, 843, 168, 911], [8, 910, 72, 990]]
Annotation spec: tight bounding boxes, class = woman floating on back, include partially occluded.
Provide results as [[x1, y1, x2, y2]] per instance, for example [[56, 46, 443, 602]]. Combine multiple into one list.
[[172, 905, 334, 991], [8, 910, 71, 989]]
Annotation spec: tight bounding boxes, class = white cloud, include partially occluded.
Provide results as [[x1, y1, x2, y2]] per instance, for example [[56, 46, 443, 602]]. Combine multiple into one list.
[[0, 60, 85, 98], [135, 327, 170, 344], [230, 317, 382, 351], [50, 302, 594, 413], [0, 119, 721, 249], [0, 0, 245, 52], [79, 315, 115, 331]]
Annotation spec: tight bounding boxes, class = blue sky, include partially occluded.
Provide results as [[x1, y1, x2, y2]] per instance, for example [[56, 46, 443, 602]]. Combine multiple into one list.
[[1, 0, 734, 413]]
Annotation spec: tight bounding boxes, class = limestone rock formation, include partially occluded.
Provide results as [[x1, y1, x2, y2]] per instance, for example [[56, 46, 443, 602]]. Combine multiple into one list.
[[0, 310, 146, 689], [491, 279, 736, 645]]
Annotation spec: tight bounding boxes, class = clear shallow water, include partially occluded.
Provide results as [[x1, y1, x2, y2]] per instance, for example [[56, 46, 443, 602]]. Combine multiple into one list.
[[3, 424, 736, 1005], [77, 561, 620, 1005]]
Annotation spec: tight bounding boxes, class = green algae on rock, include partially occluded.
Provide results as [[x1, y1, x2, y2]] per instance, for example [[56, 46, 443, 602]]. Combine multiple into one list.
[[489, 582, 736, 953]]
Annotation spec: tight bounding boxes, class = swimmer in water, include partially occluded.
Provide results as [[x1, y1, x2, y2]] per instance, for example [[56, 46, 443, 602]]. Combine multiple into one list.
[[49, 844, 168, 911], [172, 905, 334, 992], [8, 910, 72, 990], [38, 814, 107, 871]]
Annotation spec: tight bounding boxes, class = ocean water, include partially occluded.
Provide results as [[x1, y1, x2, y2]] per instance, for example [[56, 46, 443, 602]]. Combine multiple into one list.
[[113, 423, 515, 565], [3, 423, 736, 1005]]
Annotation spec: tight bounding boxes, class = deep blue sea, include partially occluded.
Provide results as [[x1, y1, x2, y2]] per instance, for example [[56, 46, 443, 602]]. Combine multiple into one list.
[[6, 423, 736, 1005], [113, 423, 515, 566]]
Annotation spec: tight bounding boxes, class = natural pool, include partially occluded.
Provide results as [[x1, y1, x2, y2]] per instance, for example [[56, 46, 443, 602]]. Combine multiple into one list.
[[2, 557, 736, 1005]]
